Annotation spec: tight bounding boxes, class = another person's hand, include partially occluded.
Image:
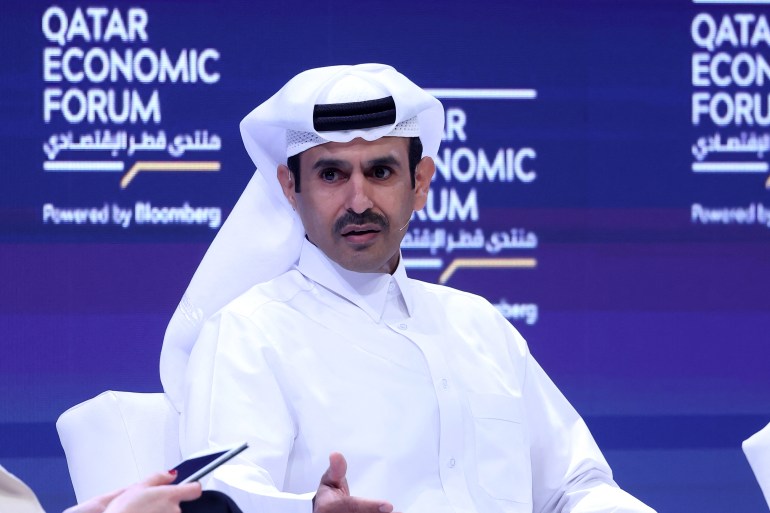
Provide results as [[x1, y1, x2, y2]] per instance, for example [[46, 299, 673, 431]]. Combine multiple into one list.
[[313, 452, 395, 513], [64, 471, 202, 513]]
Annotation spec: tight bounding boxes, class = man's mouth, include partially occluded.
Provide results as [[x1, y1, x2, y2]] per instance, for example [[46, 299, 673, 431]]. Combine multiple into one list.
[[333, 210, 389, 237], [340, 224, 381, 242]]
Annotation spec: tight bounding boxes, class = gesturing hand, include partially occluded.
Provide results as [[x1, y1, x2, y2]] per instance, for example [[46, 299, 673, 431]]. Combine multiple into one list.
[[313, 452, 395, 513]]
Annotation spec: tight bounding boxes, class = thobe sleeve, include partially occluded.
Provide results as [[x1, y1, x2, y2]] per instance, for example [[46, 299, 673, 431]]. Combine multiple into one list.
[[180, 308, 314, 513], [505, 326, 656, 513]]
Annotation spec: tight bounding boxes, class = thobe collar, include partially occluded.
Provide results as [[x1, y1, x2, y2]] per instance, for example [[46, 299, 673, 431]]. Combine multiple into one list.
[[296, 238, 414, 323]]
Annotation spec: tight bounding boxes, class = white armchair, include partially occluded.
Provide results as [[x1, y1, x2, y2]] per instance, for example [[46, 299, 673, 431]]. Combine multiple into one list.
[[56, 391, 181, 503], [744, 422, 770, 510]]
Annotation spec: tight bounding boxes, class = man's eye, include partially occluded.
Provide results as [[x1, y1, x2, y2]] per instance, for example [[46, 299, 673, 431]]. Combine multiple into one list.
[[372, 167, 392, 179], [320, 170, 339, 182]]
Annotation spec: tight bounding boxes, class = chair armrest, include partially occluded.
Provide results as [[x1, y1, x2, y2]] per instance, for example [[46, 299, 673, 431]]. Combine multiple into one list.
[[743, 421, 770, 510], [56, 391, 181, 503]]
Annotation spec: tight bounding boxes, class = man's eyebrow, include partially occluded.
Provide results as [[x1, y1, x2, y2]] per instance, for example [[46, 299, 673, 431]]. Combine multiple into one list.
[[366, 155, 402, 168], [310, 155, 403, 170], [311, 158, 350, 170]]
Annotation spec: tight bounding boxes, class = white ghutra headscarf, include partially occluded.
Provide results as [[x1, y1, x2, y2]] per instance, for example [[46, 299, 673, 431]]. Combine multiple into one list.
[[160, 63, 445, 410]]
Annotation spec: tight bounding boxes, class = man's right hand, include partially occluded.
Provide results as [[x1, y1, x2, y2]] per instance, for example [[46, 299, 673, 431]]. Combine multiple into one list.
[[313, 452, 395, 513]]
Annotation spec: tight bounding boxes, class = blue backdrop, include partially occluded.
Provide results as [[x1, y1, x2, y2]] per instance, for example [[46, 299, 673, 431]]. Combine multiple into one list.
[[1, 0, 769, 511]]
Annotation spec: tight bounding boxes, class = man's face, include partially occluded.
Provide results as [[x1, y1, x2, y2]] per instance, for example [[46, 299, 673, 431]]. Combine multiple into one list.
[[278, 137, 434, 274]]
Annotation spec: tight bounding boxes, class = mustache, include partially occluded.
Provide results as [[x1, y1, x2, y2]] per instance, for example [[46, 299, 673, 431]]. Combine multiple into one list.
[[333, 210, 389, 234]]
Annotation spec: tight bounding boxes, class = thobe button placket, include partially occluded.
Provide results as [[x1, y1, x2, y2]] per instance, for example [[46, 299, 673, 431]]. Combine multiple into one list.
[[408, 332, 475, 513], [397, 323, 407, 330]]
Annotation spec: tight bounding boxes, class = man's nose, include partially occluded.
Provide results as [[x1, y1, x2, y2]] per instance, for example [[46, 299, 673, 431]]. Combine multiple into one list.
[[346, 172, 374, 214]]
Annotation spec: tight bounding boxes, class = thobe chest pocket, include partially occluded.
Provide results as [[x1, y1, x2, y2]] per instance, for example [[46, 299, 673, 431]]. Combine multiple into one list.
[[469, 392, 532, 506]]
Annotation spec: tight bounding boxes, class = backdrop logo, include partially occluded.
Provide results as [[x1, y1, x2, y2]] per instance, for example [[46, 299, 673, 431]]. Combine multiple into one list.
[[690, 9, 770, 189], [402, 90, 539, 293], [41, 5, 222, 188], [689, 4, 770, 232]]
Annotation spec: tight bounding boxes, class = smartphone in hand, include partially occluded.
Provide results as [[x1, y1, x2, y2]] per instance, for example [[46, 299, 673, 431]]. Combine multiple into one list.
[[171, 442, 249, 484]]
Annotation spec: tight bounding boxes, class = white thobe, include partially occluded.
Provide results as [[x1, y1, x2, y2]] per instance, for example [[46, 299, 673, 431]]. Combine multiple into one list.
[[180, 240, 655, 513]]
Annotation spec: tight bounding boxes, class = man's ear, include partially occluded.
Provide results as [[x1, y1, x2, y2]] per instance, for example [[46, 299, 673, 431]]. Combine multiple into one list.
[[277, 165, 297, 210], [413, 156, 435, 211]]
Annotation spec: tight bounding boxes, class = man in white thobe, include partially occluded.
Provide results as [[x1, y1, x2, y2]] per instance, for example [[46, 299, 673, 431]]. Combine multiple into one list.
[[160, 63, 656, 513]]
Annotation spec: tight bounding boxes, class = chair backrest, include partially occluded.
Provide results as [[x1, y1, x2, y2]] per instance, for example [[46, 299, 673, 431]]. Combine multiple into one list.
[[56, 391, 181, 503], [743, 421, 770, 510]]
